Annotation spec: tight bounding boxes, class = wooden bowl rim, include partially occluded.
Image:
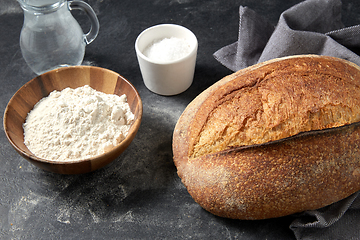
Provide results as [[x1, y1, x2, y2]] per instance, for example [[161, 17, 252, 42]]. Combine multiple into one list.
[[3, 66, 143, 166]]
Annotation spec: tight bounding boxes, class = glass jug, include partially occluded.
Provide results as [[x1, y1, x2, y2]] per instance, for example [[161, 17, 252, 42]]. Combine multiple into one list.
[[18, 0, 99, 75]]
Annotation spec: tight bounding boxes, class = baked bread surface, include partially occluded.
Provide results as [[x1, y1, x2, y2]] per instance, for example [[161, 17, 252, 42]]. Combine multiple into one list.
[[173, 55, 360, 219]]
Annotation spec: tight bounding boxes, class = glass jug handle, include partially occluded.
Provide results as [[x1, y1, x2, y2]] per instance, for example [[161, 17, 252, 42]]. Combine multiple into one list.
[[68, 0, 100, 45]]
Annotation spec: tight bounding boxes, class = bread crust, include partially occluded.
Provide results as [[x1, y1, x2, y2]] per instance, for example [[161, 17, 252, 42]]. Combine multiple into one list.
[[173, 55, 360, 219]]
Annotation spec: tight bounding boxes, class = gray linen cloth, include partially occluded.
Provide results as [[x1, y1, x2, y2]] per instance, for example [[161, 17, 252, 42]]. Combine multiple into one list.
[[214, 0, 360, 71], [213, 0, 360, 239]]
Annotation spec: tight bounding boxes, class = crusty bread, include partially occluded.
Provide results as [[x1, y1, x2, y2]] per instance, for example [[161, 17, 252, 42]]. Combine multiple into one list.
[[172, 55, 360, 220]]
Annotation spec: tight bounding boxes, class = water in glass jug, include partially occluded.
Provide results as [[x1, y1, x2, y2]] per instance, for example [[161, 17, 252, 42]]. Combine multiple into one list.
[[18, 0, 99, 75]]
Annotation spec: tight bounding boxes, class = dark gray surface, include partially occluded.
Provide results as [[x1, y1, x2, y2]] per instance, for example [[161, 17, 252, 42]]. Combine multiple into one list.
[[1, 0, 359, 239]]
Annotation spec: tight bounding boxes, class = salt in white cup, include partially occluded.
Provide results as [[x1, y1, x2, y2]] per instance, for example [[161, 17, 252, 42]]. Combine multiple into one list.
[[135, 24, 198, 96]]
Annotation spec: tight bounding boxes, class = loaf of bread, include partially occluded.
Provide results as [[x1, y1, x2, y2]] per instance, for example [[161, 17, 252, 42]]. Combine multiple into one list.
[[172, 55, 360, 220]]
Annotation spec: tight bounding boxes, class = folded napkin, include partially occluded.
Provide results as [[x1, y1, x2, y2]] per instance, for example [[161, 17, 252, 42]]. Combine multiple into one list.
[[290, 191, 360, 239], [213, 0, 360, 239], [214, 0, 360, 71]]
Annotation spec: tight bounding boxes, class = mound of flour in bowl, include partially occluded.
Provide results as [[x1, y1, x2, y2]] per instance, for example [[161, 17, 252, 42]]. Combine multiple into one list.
[[23, 85, 135, 161]]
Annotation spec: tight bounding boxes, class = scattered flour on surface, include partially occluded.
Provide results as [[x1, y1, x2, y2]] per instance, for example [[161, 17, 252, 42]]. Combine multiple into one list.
[[23, 85, 135, 161], [143, 37, 192, 62]]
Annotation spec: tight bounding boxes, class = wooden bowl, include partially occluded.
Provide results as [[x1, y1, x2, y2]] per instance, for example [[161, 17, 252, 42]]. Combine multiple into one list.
[[3, 66, 143, 174]]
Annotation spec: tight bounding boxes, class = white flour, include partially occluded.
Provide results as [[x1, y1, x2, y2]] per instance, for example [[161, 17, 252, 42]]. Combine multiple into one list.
[[23, 85, 135, 161]]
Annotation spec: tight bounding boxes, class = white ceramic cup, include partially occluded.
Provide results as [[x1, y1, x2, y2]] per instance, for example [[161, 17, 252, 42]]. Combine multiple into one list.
[[135, 24, 198, 96]]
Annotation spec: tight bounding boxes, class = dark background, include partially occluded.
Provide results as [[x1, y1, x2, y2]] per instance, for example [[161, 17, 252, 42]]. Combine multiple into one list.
[[1, 0, 360, 239]]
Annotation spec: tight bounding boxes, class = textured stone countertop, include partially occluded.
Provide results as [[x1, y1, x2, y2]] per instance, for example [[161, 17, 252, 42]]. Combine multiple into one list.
[[1, 0, 360, 239]]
